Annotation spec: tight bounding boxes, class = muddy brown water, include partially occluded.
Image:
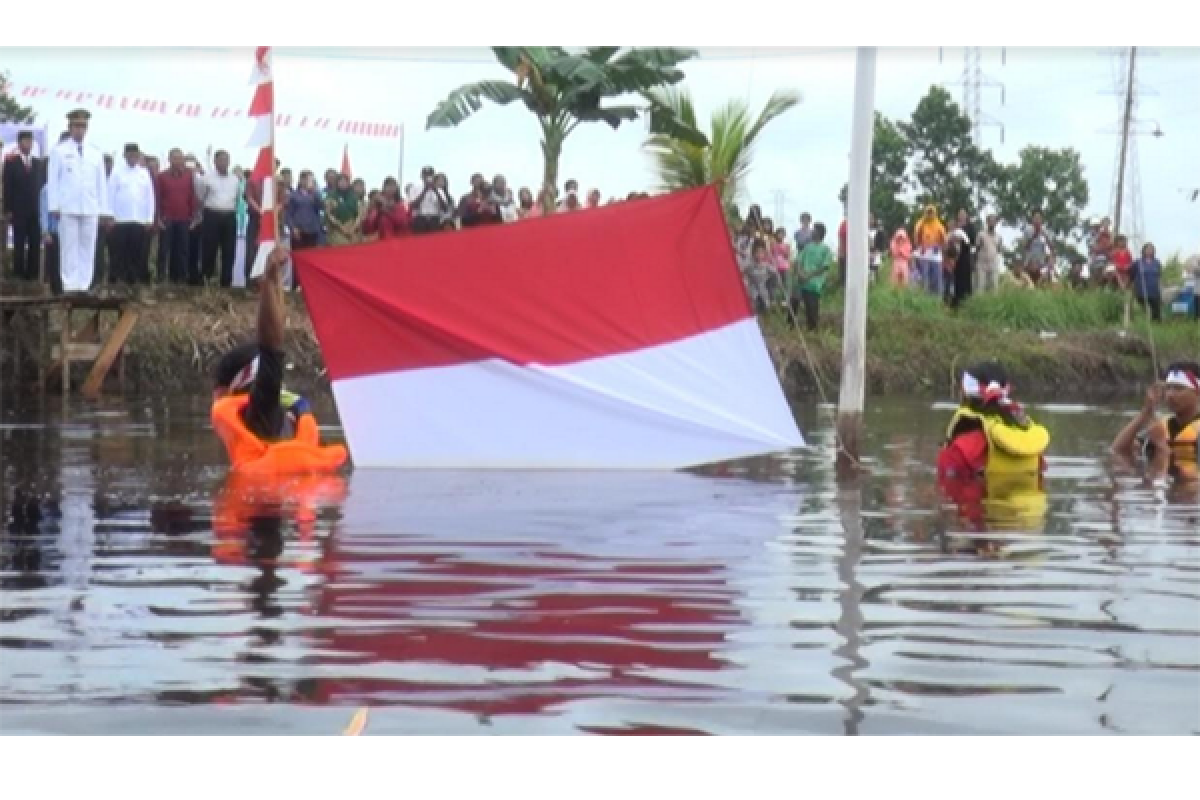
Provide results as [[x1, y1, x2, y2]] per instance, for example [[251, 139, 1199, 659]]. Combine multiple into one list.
[[1, 393, 1197, 734]]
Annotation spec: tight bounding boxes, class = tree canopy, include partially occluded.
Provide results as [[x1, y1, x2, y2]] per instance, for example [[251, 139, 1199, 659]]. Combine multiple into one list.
[[427, 47, 707, 210], [0, 71, 35, 125]]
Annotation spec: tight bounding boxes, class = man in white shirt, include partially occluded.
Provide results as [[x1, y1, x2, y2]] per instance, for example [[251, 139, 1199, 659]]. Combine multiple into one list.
[[194, 149, 240, 287], [46, 109, 110, 293], [107, 143, 156, 285]]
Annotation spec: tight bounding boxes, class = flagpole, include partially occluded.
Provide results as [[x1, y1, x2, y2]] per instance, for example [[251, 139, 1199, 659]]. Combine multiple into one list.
[[397, 123, 404, 188], [272, 93, 280, 247], [836, 46, 876, 478]]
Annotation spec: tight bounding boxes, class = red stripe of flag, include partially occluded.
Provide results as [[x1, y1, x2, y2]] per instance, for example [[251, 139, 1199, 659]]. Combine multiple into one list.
[[293, 186, 751, 381], [248, 82, 273, 117], [251, 146, 274, 183]]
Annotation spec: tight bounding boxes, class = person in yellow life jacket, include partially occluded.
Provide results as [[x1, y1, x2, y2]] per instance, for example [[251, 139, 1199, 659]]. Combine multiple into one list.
[[1111, 360, 1200, 482], [937, 362, 1050, 536], [939, 362, 1051, 480], [211, 245, 347, 475]]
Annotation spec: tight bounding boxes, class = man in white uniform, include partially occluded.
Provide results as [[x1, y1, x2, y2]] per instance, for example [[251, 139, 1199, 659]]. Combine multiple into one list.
[[46, 109, 110, 293]]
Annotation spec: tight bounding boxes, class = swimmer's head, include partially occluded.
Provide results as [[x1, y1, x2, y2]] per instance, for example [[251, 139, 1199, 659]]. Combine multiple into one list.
[[213, 343, 259, 400], [1163, 361, 1200, 418]]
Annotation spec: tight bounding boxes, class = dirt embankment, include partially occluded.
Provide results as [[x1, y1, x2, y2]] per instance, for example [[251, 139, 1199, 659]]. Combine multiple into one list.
[[3, 290, 1188, 399]]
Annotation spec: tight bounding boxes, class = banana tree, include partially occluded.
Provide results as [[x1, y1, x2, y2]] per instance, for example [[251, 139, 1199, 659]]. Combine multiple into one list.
[[644, 87, 800, 224], [427, 47, 708, 211]]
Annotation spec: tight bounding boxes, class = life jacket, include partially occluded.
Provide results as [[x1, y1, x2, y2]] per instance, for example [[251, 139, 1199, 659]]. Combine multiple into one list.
[[944, 407, 1049, 478], [1143, 415, 1200, 481], [211, 392, 348, 476]]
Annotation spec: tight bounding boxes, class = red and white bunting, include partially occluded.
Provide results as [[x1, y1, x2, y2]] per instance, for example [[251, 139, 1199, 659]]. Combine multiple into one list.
[[248, 46, 276, 280]]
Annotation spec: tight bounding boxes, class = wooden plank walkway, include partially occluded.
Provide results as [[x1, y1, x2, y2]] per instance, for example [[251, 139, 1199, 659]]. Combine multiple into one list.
[[1, 293, 138, 396]]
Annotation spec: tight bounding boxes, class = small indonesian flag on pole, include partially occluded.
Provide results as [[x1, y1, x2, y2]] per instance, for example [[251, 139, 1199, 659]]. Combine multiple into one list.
[[341, 142, 352, 179], [248, 46, 276, 280]]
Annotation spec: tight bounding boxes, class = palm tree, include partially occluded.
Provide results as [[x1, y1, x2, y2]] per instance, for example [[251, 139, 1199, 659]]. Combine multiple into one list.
[[644, 87, 800, 221], [426, 47, 708, 211]]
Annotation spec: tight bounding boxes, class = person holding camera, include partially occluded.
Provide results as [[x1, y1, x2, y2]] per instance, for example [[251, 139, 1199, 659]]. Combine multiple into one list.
[[410, 166, 449, 234]]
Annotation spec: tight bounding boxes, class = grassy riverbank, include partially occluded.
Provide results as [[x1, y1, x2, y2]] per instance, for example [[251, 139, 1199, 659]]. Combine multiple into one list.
[[6, 286, 1194, 399], [766, 286, 1198, 398]]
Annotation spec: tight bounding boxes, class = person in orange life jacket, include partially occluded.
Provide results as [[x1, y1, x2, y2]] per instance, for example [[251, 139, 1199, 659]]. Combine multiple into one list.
[[1111, 361, 1200, 482], [938, 362, 1047, 480], [211, 245, 347, 474]]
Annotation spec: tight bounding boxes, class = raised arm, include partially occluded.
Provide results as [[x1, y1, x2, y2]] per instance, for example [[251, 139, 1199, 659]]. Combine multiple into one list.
[[1112, 384, 1166, 461], [257, 245, 288, 352]]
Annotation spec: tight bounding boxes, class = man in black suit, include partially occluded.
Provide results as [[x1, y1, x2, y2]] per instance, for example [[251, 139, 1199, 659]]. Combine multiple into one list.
[[2, 130, 42, 281]]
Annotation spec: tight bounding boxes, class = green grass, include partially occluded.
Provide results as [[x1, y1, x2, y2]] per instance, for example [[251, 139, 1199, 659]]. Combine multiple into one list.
[[763, 283, 1198, 396], [961, 287, 1126, 330]]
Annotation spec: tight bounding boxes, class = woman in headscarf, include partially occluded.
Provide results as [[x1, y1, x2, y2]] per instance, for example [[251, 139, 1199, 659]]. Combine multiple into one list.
[[913, 205, 947, 296], [890, 228, 913, 286], [324, 173, 363, 246]]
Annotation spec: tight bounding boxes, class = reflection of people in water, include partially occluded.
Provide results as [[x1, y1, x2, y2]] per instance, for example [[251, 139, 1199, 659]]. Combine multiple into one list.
[[212, 472, 345, 573], [1111, 361, 1200, 483], [3, 489, 48, 591], [209, 471, 346, 703], [936, 362, 1050, 543], [210, 245, 346, 475]]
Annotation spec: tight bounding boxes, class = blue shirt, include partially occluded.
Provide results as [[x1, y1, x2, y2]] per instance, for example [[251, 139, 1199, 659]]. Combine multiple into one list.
[[1131, 256, 1162, 298], [286, 188, 323, 235], [39, 185, 58, 236]]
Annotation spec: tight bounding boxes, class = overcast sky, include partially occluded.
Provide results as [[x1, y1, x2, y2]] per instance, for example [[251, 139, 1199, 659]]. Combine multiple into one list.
[[5, 47, 1198, 255]]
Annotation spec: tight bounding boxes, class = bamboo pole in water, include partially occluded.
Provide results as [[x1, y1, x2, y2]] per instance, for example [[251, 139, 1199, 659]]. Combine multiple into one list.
[[837, 47, 877, 476]]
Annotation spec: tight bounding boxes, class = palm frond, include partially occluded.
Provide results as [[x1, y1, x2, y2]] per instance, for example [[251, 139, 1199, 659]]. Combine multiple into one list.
[[426, 80, 530, 129], [491, 47, 525, 73], [645, 94, 708, 148], [574, 104, 642, 130], [744, 90, 801, 145], [644, 87, 799, 207], [584, 47, 621, 64], [598, 48, 697, 97]]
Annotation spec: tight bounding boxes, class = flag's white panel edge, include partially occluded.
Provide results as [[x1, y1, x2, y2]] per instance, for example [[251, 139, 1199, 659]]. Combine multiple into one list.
[[331, 318, 803, 469]]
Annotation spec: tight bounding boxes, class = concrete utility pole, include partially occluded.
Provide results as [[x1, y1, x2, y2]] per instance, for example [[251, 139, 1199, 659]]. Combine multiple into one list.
[[1113, 47, 1136, 240], [836, 47, 876, 477]]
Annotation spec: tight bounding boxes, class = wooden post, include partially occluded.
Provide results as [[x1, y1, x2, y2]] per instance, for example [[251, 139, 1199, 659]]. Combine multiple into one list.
[[82, 308, 138, 398], [837, 47, 877, 477], [60, 301, 70, 394]]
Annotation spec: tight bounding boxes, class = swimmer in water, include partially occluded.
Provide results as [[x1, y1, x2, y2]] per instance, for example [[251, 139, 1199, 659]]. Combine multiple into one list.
[[210, 246, 347, 474], [1111, 361, 1200, 482]]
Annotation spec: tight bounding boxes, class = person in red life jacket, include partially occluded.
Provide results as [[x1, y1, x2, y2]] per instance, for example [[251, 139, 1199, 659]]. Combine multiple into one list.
[[1111, 361, 1200, 482], [210, 245, 347, 475]]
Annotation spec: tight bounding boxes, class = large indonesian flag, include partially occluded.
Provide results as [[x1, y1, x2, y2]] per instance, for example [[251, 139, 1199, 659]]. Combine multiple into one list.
[[294, 186, 803, 469]]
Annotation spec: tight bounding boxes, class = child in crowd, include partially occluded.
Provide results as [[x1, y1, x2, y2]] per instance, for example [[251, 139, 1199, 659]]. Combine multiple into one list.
[[772, 228, 792, 295], [790, 222, 834, 331], [743, 240, 774, 314], [890, 228, 912, 286]]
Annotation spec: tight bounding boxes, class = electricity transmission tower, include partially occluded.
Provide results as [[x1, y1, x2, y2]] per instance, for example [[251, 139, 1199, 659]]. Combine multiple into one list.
[[1100, 47, 1163, 249], [941, 47, 1006, 145]]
